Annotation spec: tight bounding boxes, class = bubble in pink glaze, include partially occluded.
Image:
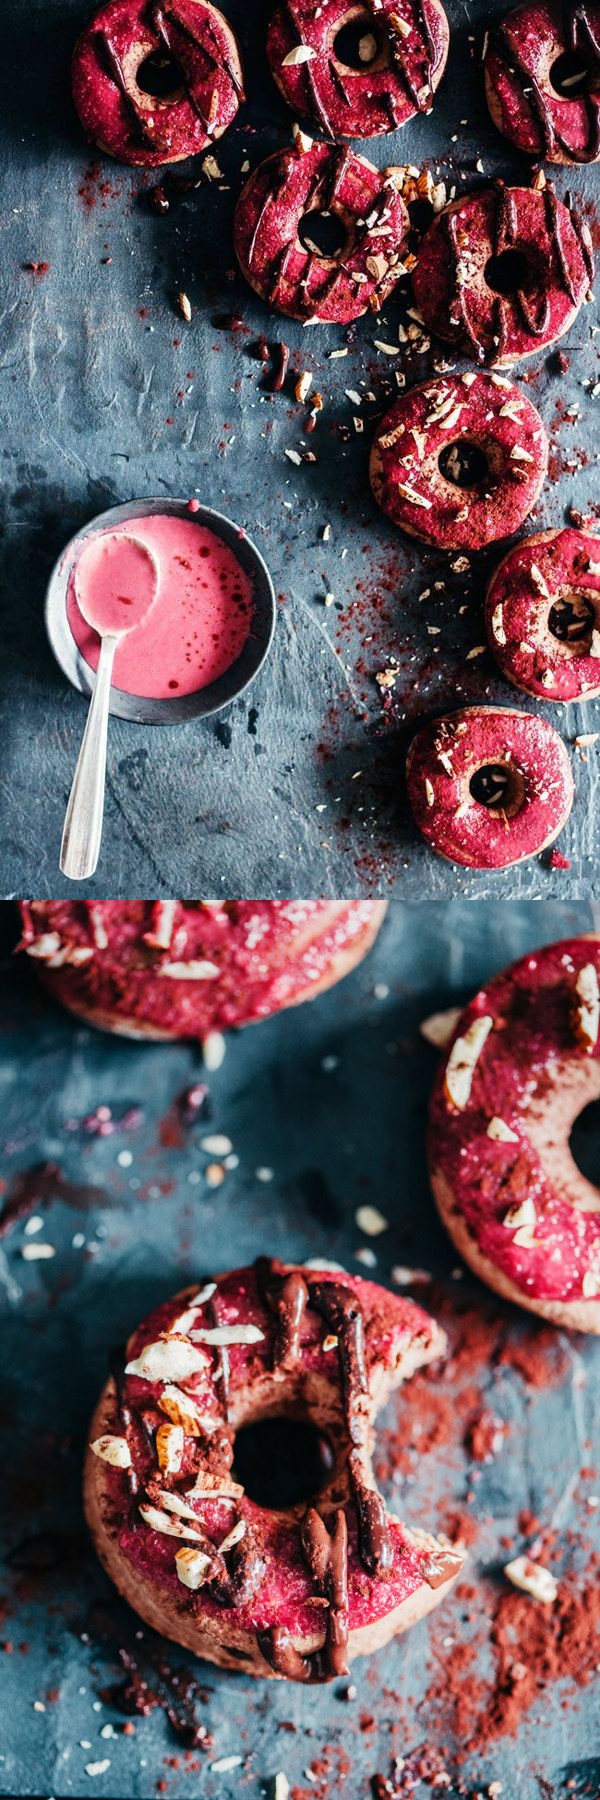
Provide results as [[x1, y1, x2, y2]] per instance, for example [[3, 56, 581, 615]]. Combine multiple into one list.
[[66, 513, 254, 699]]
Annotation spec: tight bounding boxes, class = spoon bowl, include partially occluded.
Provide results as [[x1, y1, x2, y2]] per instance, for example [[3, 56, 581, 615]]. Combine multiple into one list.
[[73, 530, 160, 640]]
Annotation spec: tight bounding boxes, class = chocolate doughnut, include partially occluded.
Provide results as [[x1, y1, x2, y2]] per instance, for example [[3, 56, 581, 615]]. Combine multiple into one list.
[[84, 1261, 464, 1677], [266, 0, 449, 140], [428, 935, 600, 1331], [484, 0, 600, 165], [17, 901, 387, 1041], [486, 527, 600, 702], [412, 182, 593, 364], [72, 0, 244, 166], [406, 704, 574, 869], [369, 372, 548, 551], [233, 141, 410, 323]]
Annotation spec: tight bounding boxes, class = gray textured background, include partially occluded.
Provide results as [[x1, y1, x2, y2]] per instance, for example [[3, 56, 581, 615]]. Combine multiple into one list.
[[1, 0, 599, 898], [0, 898, 599, 1797]]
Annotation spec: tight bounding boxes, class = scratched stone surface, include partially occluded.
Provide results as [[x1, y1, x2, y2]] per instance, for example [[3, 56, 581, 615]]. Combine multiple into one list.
[[1, 898, 599, 1798], [1, 0, 600, 899]]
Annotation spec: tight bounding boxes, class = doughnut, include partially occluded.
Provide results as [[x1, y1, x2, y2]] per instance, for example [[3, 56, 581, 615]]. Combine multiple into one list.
[[405, 705, 574, 869], [233, 142, 410, 324], [71, 0, 244, 167], [411, 182, 593, 365], [428, 936, 600, 1332], [266, 0, 449, 141], [84, 1260, 465, 1677], [17, 901, 387, 1041], [484, 0, 600, 165], [369, 372, 548, 552], [485, 527, 600, 702]]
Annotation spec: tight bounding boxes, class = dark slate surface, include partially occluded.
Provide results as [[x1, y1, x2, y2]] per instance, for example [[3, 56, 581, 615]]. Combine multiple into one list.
[[1, 0, 600, 899], [1, 898, 599, 1798]]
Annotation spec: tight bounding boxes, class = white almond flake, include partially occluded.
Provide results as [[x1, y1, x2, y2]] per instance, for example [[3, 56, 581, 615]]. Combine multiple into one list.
[[355, 1204, 388, 1237], [513, 1224, 541, 1248], [397, 483, 432, 508], [275, 1776, 290, 1800], [374, 339, 401, 355], [573, 963, 600, 1052], [510, 446, 534, 463], [160, 960, 219, 980], [200, 1134, 233, 1157], [444, 1015, 493, 1109], [582, 1270, 600, 1298], [169, 1284, 217, 1335], [590, 628, 600, 658], [576, 732, 600, 747], [391, 1265, 432, 1286], [282, 43, 316, 64], [303, 1257, 347, 1272], [85, 1761, 111, 1777], [25, 933, 62, 960], [125, 1337, 209, 1383], [419, 1006, 462, 1048], [192, 1323, 265, 1346], [487, 1116, 519, 1143], [188, 1470, 243, 1498], [219, 1518, 247, 1553], [211, 1757, 244, 1774], [504, 1556, 558, 1603], [285, 448, 302, 466], [90, 1433, 132, 1469], [529, 563, 551, 598], [175, 1545, 212, 1590], [425, 777, 435, 807], [139, 1503, 201, 1541], [491, 603, 506, 646], [159, 1385, 213, 1436], [144, 901, 178, 950], [156, 1422, 185, 1475], [21, 1243, 55, 1261], [503, 1197, 536, 1229], [203, 1031, 226, 1070]]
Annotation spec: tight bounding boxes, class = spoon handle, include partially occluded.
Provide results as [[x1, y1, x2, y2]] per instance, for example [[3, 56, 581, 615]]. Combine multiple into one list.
[[60, 634, 118, 881]]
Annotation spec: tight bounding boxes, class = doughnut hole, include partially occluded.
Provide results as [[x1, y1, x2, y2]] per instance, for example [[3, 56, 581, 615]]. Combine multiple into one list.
[[484, 246, 534, 297], [135, 48, 186, 99], [232, 1415, 334, 1509], [548, 590, 597, 655], [550, 48, 593, 97], [569, 1098, 600, 1190], [298, 207, 351, 260], [469, 760, 526, 818], [438, 438, 489, 488], [332, 8, 387, 71]]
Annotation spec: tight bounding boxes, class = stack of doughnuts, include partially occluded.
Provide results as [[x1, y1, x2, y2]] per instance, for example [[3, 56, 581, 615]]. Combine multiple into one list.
[[18, 900, 386, 1041]]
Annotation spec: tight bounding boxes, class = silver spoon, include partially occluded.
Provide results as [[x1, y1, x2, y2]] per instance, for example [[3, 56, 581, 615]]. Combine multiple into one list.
[[60, 531, 159, 881]]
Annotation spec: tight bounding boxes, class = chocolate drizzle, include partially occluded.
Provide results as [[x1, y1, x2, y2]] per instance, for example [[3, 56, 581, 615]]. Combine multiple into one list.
[[308, 1280, 393, 1575], [490, 1, 600, 163], [255, 1255, 308, 1366], [440, 179, 588, 361]]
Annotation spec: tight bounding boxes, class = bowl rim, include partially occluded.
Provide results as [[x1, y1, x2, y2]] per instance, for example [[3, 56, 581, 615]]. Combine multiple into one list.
[[44, 495, 277, 724]]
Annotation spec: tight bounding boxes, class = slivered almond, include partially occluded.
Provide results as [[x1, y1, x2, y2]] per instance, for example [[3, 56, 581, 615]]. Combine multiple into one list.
[[156, 1422, 184, 1475], [573, 962, 600, 1052], [487, 1116, 518, 1143], [159, 1386, 212, 1436], [582, 1270, 600, 1298], [175, 1545, 212, 1589], [191, 1324, 265, 1346], [503, 1197, 536, 1229], [444, 1016, 493, 1110], [140, 1503, 201, 1541], [504, 1556, 557, 1603], [90, 1434, 132, 1468], [218, 1518, 247, 1553], [125, 1337, 210, 1383], [491, 603, 506, 646], [281, 44, 316, 64], [420, 1006, 461, 1048], [159, 960, 219, 979]]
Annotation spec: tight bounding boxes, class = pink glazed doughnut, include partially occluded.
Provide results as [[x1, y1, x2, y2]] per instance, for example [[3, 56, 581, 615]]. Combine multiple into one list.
[[266, 0, 449, 139], [485, 527, 600, 702], [406, 705, 574, 869], [484, 0, 600, 165], [428, 935, 600, 1331], [369, 372, 548, 552], [84, 1261, 464, 1678], [411, 182, 593, 365], [72, 0, 244, 166], [233, 142, 410, 323]]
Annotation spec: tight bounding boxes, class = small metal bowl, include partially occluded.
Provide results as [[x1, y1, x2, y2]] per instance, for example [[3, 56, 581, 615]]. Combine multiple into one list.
[[45, 496, 276, 724]]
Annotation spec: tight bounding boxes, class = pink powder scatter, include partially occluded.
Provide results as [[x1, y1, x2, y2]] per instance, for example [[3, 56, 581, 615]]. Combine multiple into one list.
[[66, 513, 254, 700]]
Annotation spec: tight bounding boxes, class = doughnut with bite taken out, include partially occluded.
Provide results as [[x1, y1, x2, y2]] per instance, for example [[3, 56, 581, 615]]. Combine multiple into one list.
[[72, 0, 244, 166], [405, 705, 574, 869], [84, 1261, 464, 1678], [428, 935, 600, 1331]]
